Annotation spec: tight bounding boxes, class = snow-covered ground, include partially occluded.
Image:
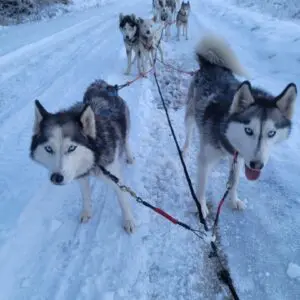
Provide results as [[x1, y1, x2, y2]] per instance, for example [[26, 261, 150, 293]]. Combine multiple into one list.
[[0, 0, 115, 25], [224, 0, 300, 21], [0, 0, 299, 299]]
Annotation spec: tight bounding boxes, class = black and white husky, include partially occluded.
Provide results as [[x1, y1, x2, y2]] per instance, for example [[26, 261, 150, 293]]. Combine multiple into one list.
[[30, 80, 135, 233], [119, 13, 143, 75], [182, 34, 297, 218], [153, 0, 173, 40]]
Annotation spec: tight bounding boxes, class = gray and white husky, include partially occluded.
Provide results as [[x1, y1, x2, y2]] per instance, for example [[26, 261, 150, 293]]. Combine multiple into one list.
[[182, 34, 297, 218], [176, 1, 190, 41], [30, 80, 135, 233], [119, 13, 143, 75], [166, 0, 177, 21], [153, 0, 173, 40]]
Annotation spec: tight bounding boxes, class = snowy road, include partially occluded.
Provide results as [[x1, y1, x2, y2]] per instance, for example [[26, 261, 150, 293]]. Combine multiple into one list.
[[0, 0, 299, 299]]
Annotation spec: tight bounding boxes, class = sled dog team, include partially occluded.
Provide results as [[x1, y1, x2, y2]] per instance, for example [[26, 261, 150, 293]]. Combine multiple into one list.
[[30, 0, 297, 233], [118, 0, 191, 76]]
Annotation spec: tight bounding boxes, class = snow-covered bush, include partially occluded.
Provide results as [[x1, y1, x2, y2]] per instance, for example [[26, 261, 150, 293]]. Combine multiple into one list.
[[0, 0, 71, 25], [227, 0, 300, 21]]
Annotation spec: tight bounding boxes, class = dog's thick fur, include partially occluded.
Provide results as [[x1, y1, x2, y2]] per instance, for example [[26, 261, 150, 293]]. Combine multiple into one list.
[[166, 0, 177, 20], [153, 0, 173, 40], [176, 1, 190, 41], [119, 13, 143, 75], [182, 33, 297, 218], [30, 80, 135, 233], [138, 17, 164, 68]]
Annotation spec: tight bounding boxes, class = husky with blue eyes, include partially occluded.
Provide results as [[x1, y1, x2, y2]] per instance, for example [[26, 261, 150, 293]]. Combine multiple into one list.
[[182, 34, 297, 219], [30, 79, 135, 233]]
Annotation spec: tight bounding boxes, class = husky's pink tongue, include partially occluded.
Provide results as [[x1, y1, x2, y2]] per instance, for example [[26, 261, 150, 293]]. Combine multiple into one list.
[[245, 165, 261, 181]]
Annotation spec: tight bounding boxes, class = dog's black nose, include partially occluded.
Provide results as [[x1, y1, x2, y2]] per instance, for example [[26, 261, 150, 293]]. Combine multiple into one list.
[[51, 173, 64, 184], [146, 30, 150, 34], [249, 161, 264, 170]]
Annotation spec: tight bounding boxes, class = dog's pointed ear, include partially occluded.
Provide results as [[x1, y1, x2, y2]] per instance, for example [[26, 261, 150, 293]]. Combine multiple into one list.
[[138, 17, 144, 24], [119, 13, 124, 23], [131, 13, 136, 21], [230, 81, 254, 114], [34, 99, 48, 134], [80, 105, 96, 139], [275, 83, 297, 120]]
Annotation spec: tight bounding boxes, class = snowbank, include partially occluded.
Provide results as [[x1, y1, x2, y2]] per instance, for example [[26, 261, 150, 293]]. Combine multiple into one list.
[[225, 0, 300, 21], [0, 0, 114, 25]]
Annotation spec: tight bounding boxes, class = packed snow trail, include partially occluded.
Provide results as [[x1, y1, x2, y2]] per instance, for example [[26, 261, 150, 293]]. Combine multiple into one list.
[[0, 0, 299, 299], [188, 1, 300, 299], [0, 1, 217, 299]]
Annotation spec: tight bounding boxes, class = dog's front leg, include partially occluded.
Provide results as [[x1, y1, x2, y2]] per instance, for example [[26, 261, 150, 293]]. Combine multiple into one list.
[[148, 49, 154, 66], [176, 25, 180, 41], [131, 53, 137, 66], [157, 44, 164, 62], [136, 50, 144, 74], [228, 156, 246, 211], [125, 48, 132, 75], [101, 162, 135, 233], [150, 49, 155, 66], [185, 24, 188, 40], [78, 177, 92, 223], [196, 154, 211, 219], [164, 25, 169, 42], [196, 146, 220, 219], [167, 24, 171, 40], [181, 112, 193, 157]]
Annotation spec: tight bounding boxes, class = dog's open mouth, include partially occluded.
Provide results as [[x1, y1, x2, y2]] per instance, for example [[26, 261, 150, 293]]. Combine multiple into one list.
[[244, 165, 261, 181]]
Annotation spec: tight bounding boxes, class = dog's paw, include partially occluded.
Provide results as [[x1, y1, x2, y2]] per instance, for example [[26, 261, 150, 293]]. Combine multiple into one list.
[[126, 156, 135, 164], [231, 198, 246, 211], [201, 202, 209, 219], [80, 210, 91, 223], [140, 72, 147, 78], [123, 218, 135, 233], [181, 146, 188, 158]]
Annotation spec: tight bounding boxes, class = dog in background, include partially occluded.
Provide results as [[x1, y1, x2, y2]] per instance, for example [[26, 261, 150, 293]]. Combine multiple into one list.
[[176, 1, 190, 41], [153, 0, 173, 41], [138, 17, 164, 68], [119, 13, 143, 75], [166, 0, 177, 21]]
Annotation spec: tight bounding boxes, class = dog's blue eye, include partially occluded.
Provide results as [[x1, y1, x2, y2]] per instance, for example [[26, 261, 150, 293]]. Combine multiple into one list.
[[44, 146, 54, 154], [244, 127, 253, 136], [268, 130, 276, 138], [68, 145, 77, 153]]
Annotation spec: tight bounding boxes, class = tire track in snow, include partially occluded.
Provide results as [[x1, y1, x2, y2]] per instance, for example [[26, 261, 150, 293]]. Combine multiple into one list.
[[0, 20, 122, 300], [0, 18, 115, 127], [188, 1, 300, 299], [52, 55, 156, 300]]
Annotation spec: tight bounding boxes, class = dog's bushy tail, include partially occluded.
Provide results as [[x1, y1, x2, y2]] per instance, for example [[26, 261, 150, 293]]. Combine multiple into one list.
[[195, 33, 249, 78]]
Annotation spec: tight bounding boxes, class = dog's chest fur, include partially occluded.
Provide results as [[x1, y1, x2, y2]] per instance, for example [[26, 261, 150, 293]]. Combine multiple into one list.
[[140, 36, 154, 50], [176, 10, 188, 24], [124, 32, 139, 50]]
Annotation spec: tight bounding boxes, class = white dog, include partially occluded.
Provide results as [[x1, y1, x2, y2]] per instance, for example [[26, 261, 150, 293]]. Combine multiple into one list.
[[138, 17, 164, 69]]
